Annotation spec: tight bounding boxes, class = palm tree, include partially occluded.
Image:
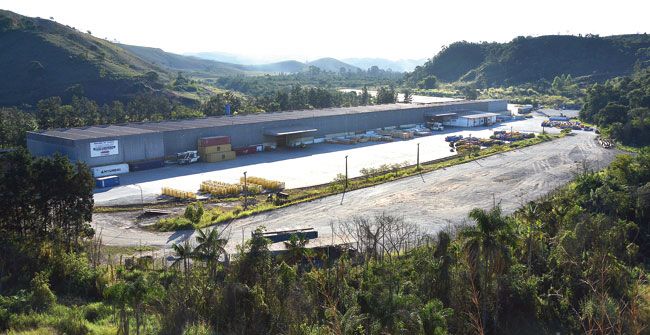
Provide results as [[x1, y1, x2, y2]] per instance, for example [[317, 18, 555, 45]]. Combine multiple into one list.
[[171, 240, 193, 275], [519, 202, 539, 275], [283, 234, 313, 268], [460, 205, 515, 333], [194, 228, 228, 279]]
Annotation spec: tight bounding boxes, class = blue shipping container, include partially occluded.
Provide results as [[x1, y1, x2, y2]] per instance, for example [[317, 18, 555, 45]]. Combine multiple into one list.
[[95, 175, 120, 188]]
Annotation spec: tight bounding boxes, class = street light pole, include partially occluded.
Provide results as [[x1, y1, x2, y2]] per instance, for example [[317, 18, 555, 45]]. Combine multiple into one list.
[[345, 155, 348, 190], [243, 171, 248, 210], [135, 184, 144, 213], [416, 143, 420, 170]]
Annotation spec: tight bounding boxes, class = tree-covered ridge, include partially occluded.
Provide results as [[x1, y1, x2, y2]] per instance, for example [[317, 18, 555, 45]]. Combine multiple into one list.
[[1, 145, 649, 333], [406, 34, 650, 87], [581, 68, 650, 146], [0, 10, 174, 106]]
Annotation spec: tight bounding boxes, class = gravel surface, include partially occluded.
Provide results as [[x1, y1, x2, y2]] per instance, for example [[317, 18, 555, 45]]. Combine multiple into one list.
[[93, 131, 620, 252]]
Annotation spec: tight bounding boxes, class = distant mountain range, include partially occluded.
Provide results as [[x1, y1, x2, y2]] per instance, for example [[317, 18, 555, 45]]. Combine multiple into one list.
[[186, 52, 362, 74], [188, 52, 423, 72]]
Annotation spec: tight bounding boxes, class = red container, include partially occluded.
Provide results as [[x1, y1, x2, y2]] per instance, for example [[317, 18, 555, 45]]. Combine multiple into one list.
[[234, 145, 258, 155], [198, 136, 230, 147]]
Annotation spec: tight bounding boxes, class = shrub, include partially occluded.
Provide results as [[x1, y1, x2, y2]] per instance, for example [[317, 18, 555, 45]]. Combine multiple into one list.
[[184, 202, 204, 225], [82, 302, 111, 323], [29, 272, 55, 312], [48, 252, 98, 298], [157, 217, 194, 231], [56, 307, 89, 335], [0, 307, 9, 331], [182, 321, 216, 335]]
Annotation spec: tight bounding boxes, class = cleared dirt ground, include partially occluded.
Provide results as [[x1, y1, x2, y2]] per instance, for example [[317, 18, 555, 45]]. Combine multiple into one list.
[[93, 131, 621, 252]]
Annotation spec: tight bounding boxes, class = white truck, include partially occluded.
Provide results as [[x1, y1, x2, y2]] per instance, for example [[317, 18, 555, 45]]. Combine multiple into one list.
[[428, 122, 444, 131], [177, 150, 200, 165]]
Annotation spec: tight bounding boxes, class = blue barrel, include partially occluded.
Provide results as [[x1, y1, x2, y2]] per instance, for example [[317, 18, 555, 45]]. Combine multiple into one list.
[[95, 175, 120, 188]]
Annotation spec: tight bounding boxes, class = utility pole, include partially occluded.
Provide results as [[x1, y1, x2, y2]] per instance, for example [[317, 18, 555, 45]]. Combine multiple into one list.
[[345, 155, 348, 190], [243, 171, 248, 210], [416, 143, 420, 170]]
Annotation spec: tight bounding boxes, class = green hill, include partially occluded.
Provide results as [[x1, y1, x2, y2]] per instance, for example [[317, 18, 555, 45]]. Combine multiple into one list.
[[406, 34, 650, 87], [307, 57, 360, 73], [118, 43, 247, 76], [0, 10, 174, 106]]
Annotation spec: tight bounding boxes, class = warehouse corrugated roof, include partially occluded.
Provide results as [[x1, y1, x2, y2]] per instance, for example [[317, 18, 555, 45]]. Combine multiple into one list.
[[29, 100, 502, 141], [31, 124, 159, 140]]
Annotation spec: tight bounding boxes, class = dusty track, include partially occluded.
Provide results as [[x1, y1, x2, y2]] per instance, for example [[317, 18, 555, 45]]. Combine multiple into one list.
[[93, 132, 620, 251]]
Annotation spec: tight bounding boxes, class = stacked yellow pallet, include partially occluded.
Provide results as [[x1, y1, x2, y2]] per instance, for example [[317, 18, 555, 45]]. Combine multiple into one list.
[[199, 181, 262, 197], [200, 181, 240, 197], [161, 187, 197, 199], [240, 176, 285, 191]]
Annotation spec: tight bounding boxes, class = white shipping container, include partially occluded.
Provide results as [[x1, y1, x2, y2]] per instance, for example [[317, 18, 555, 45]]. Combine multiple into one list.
[[91, 163, 129, 178]]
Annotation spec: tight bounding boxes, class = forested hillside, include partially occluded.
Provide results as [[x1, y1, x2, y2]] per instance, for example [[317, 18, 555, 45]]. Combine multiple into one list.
[[581, 68, 650, 145], [406, 34, 650, 87], [1, 144, 649, 334], [0, 10, 171, 106]]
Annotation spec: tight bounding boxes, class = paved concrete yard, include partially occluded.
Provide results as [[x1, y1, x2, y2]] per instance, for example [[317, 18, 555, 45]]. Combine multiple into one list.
[[94, 114, 560, 206], [92, 131, 620, 251]]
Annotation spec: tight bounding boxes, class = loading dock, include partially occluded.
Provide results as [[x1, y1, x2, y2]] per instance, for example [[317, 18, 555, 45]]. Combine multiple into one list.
[[264, 126, 318, 148]]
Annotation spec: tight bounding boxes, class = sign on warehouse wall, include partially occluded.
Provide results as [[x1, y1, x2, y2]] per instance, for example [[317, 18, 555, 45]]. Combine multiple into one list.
[[90, 140, 119, 157]]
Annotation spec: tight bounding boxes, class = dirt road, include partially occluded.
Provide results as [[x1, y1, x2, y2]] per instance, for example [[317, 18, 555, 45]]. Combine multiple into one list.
[[93, 132, 620, 251]]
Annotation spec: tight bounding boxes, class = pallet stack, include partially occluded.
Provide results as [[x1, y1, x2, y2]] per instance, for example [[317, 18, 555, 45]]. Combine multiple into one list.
[[200, 180, 262, 197], [198, 136, 236, 163], [161, 187, 197, 199], [241, 176, 285, 191]]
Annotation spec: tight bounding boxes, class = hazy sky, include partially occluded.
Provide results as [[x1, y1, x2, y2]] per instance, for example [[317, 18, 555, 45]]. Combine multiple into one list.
[[2, 0, 649, 61]]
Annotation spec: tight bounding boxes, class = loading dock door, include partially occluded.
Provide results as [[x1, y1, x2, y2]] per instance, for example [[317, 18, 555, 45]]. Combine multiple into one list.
[[264, 127, 318, 147]]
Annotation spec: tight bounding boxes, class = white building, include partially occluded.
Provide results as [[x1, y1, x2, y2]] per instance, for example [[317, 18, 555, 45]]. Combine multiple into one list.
[[432, 111, 499, 128]]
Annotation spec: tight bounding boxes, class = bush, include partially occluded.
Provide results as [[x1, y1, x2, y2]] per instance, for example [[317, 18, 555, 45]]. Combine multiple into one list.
[[29, 272, 55, 312], [56, 307, 89, 335], [82, 302, 111, 323], [184, 202, 204, 225], [156, 217, 194, 231], [0, 307, 9, 331], [182, 321, 216, 335], [48, 252, 98, 298]]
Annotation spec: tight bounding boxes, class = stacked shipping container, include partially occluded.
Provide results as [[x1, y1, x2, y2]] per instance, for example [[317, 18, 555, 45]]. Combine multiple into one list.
[[198, 136, 236, 163]]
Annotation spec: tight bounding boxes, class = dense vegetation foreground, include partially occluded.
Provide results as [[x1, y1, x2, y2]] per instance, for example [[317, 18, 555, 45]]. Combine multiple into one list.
[[1, 144, 649, 334]]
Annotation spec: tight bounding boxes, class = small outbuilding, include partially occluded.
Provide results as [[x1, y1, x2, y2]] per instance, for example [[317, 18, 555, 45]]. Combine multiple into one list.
[[444, 112, 499, 127]]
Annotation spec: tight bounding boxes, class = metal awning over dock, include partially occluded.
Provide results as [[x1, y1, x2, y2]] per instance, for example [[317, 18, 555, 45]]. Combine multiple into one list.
[[425, 112, 457, 117], [264, 126, 318, 136]]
